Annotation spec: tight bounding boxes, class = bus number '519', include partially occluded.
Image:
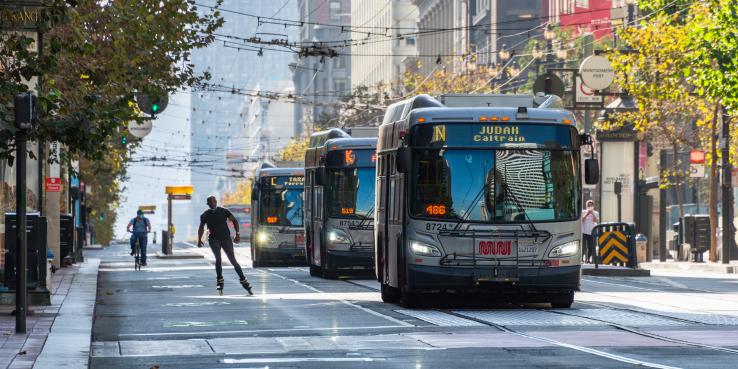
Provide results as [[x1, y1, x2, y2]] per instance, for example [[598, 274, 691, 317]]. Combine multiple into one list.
[[478, 241, 511, 256]]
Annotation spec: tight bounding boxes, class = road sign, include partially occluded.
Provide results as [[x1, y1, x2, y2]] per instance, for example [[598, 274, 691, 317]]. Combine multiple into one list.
[[598, 230, 629, 265], [138, 205, 156, 214], [44, 177, 61, 192], [579, 55, 615, 90], [690, 149, 705, 164], [165, 186, 194, 195], [533, 73, 564, 97], [690, 164, 705, 178], [128, 119, 153, 138], [169, 194, 192, 200], [575, 76, 603, 103]]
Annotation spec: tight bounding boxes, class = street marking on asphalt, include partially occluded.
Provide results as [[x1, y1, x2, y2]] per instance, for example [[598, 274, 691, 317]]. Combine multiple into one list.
[[262, 270, 413, 327], [564, 309, 689, 327], [655, 277, 689, 289], [118, 325, 410, 338], [163, 301, 231, 307], [396, 309, 486, 326], [221, 358, 383, 364], [163, 319, 249, 328], [152, 284, 205, 289], [508, 330, 682, 369]]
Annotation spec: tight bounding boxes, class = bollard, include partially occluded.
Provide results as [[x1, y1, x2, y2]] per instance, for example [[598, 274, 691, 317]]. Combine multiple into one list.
[[635, 234, 648, 263]]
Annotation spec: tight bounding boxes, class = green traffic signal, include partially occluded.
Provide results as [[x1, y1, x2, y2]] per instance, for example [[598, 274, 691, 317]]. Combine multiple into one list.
[[152, 103, 160, 113], [121, 135, 127, 145]]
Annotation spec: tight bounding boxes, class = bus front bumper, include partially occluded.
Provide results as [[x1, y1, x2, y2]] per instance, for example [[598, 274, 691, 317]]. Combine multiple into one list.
[[407, 264, 580, 292], [255, 246, 306, 264], [326, 250, 374, 270]]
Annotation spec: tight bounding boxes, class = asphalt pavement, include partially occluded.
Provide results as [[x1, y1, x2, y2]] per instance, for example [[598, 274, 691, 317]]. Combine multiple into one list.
[[86, 242, 738, 369]]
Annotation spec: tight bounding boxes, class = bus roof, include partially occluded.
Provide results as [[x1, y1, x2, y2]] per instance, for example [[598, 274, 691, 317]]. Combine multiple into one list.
[[258, 167, 304, 177], [308, 128, 351, 148], [406, 106, 575, 127], [324, 137, 377, 150]]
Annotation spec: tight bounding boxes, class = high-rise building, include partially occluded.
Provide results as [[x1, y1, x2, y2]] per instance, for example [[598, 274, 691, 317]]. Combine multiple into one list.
[[414, 0, 470, 75], [469, 0, 542, 67], [350, 0, 418, 94], [190, 0, 298, 223], [292, 0, 352, 134]]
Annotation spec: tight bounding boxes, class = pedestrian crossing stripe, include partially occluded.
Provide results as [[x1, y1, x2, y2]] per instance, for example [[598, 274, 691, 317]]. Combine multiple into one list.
[[597, 230, 629, 265]]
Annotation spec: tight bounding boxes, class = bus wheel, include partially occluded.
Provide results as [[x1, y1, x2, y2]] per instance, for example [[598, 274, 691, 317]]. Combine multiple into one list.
[[380, 284, 400, 303], [309, 264, 321, 277], [550, 291, 574, 309], [399, 291, 421, 308]]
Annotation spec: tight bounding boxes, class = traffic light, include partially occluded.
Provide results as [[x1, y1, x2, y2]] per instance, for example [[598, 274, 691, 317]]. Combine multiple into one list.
[[121, 135, 128, 146], [136, 92, 169, 116]]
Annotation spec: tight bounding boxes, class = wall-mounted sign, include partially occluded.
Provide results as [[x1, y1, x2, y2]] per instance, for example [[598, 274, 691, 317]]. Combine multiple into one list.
[[45, 177, 61, 192]]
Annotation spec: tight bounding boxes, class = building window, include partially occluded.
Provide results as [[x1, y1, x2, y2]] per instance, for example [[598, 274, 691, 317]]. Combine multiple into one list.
[[330, 1, 341, 20], [406, 37, 415, 46]]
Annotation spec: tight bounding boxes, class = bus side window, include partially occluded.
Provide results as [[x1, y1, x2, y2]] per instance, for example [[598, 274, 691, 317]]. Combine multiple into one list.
[[316, 186, 323, 220]]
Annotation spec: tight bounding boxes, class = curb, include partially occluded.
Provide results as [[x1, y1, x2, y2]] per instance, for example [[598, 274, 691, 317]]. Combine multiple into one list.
[[582, 267, 651, 277], [154, 251, 204, 259], [33, 258, 100, 369]]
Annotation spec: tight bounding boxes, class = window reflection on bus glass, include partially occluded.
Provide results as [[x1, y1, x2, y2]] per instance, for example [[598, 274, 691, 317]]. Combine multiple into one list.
[[411, 149, 578, 222], [327, 167, 376, 219]]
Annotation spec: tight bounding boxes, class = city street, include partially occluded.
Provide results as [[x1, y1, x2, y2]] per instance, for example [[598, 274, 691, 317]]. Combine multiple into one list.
[[88, 243, 738, 369]]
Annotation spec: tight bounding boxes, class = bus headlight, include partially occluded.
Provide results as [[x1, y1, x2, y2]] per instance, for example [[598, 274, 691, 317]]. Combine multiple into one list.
[[548, 240, 579, 258], [410, 240, 442, 257], [328, 229, 351, 245], [257, 232, 274, 245]]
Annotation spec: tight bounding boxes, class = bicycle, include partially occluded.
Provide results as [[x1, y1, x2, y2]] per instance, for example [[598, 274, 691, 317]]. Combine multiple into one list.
[[128, 230, 143, 271]]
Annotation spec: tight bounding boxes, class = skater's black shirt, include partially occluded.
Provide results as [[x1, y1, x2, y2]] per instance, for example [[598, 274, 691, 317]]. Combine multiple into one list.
[[200, 207, 234, 240]]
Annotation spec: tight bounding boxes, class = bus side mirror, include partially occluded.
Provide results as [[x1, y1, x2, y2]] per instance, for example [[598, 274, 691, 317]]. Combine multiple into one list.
[[396, 147, 411, 173], [316, 168, 326, 186], [584, 158, 599, 185]]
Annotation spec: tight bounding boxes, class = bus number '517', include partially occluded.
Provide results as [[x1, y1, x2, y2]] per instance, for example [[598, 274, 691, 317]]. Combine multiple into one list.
[[478, 241, 511, 256]]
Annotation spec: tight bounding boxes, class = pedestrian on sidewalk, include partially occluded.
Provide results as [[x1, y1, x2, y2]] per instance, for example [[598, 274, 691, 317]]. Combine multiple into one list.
[[197, 196, 253, 295], [582, 199, 599, 264], [127, 209, 151, 266]]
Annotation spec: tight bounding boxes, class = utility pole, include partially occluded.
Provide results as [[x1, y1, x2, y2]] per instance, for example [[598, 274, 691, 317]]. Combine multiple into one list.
[[721, 105, 733, 264]]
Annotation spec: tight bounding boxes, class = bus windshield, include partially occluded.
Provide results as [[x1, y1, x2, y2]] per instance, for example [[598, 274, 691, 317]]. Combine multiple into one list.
[[258, 176, 304, 226], [411, 148, 579, 223], [326, 167, 376, 218]]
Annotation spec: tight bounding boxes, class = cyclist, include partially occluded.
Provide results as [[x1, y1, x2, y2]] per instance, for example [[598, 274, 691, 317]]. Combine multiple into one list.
[[127, 209, 151, 266], [197, 196, 253, 295]]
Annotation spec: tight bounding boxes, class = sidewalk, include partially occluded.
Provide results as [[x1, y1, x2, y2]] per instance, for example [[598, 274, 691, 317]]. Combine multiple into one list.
[[641, 260, 737, 274], [0, 258, 99, 369]]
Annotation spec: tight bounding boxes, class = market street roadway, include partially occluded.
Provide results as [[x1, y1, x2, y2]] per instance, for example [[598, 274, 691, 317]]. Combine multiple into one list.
[[88, 242, 738, 369]]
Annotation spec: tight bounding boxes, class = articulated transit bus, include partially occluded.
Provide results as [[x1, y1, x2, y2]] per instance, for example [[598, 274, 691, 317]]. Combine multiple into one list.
[[305, 129, 377, 278], [250, 167, 306, 267], [375, 94, 599, 307]]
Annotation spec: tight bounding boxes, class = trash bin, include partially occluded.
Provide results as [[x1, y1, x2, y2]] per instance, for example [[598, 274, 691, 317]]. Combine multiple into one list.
[[60, 214, 74, 266], [3, 213, 47, 290], [635, 234, 648, 262], [161, 230, 169, 255]]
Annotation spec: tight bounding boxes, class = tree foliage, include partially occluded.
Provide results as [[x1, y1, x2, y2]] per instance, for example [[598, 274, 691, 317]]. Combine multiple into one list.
[[0, 0, 223, 162], [0, 1, 223, 241], [278, 137, 309, 162], [221, 179, 252, 207]]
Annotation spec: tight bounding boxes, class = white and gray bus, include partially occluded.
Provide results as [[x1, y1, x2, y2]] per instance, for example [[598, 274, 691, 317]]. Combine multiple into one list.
[[304, 129, 377, 278], [375, 94, 599, 307], [250, 167, 306, 267]]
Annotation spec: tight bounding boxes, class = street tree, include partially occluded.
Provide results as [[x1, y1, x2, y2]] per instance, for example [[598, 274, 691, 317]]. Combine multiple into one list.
[[609, 5, 721, 259], [0, 0, 223, 239]]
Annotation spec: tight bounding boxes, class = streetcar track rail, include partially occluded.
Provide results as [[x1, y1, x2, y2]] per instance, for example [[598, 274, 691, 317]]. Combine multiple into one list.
[[442, 309, 682, 369]]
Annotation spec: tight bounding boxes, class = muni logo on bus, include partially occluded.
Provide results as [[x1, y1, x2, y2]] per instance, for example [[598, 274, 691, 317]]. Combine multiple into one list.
[[478, 240, 512, 256]]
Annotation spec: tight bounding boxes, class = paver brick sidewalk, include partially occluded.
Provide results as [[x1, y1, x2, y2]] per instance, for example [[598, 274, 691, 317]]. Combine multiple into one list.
[[0, 257, 98, 369]]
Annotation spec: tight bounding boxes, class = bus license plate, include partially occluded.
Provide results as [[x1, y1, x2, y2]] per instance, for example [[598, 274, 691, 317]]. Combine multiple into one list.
[[295, 234, 305, 244], [477, 240, 512, 256]]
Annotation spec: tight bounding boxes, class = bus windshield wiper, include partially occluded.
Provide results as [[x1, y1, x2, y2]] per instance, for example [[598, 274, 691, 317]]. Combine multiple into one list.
[[500, 179, 551, 242], [352, 202, 375, 230], [449, 184, 487, 233]]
